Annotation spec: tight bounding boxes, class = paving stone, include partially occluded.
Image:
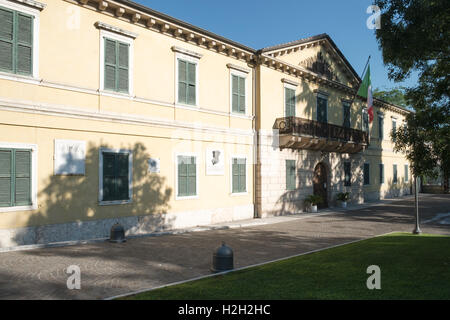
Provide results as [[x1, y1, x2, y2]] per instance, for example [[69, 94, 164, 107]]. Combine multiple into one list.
[[0, 194, 448, 300]]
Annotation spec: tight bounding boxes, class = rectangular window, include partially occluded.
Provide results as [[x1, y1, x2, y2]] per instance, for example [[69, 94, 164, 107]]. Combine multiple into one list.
[[232, 74, 246, 114], [286, 160, 296, 190], [379, 163, 384, 184], [178, 59, 197, 105], [363, 163, 370, 185], [378, 115, 384, 140], [0, 148, 32, 207], [232, 157, 246, 193], [317, 95, 327, 123], [404, 164, 409, 182], [343, 102, 351, 128], [177, 155, 197, 197], [0, 6, 33, 76], [344, 162, 351, 186], [363, 110, 369, 132], [392, 119, 397, 142], [393, 164, 398, 184], [102, 152, 130, 202], [104, 38, 129, 93], [285, 87, 296, 117]]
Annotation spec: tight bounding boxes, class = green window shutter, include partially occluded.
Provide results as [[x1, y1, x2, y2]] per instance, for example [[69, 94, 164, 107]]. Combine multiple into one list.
[[177, 156, 187, 197], [117, 42, 129, 93], [0, 149, 12, 207], [187, 156, 196, 196], [14, 150, 31, 205], [178, 59, 187, 104], [187, 62, 196, 105], [363, 112, 369, 131], [317, 96, 327, 123], [116, 153, 129, 200], [344, 162, 351, 186], [16, 13, 32, 75], [393, 164, 398, 183], [178, 156, 196, 197], [392, 120, 397, 142], [379, 164, 384, 184], [232, 75, 239, 113], [232, 158, 246, 193], [232, 75, 246, 114], [102, 152, 129, 201], [0, 149, 32, 207], [286, 160, 296, 190], [104, 39, 117, 91], [0, 8, 14, 73], [404, 165, 409, 182], [343, 103, 350, 128], [232, 159, 239, 193], [238, 76, 245, 113], [364, 163, 370, 185], [0, 8, 33, 75], [239, 158, 246, 192], [104, 38, 129, 93], [378, 116, 384, 139], [102, 153, 115, 201], [285, 88, 295, 117]]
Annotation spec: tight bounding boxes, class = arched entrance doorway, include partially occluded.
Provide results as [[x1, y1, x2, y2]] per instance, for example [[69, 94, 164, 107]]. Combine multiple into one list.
[[313, 162, 328, 209]]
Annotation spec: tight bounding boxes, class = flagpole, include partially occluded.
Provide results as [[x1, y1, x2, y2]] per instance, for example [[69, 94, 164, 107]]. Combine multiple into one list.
[[350, 55, 371, 109]]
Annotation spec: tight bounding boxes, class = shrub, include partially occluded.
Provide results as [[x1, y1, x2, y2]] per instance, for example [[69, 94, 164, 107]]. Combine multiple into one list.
[[336, 192, 350, 202], [304, 194, 323, 206]]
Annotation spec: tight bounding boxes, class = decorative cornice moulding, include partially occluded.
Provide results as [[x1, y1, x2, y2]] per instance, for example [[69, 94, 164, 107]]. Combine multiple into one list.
[[7, 0, 46, 10], [94, 21, 138, 39], [171, 46, 203, 59]]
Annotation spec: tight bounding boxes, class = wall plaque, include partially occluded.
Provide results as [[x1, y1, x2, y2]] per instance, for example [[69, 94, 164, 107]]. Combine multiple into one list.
[[206, 148, 224, 175], [54, 140, 86, 175]]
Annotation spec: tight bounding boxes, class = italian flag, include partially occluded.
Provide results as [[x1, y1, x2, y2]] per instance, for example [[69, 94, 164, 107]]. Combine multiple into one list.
[[357, 64, 374, 122]]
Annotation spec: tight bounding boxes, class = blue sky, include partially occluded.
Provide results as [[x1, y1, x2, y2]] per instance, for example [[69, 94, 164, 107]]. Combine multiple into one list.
[[136, 0, 418, 90]]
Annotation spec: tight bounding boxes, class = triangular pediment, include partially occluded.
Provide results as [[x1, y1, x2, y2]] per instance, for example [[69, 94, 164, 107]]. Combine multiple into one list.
[[261, 34, 360, 88]]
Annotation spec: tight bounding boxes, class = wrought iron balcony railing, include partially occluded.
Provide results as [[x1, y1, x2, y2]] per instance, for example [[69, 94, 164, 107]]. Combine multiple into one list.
[[273, 117, 369, 153]]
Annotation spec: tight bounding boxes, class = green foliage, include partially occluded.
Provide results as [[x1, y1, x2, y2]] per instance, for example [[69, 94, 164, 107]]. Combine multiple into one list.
[[304, 194, 323, 206], [373, 86, 409, 108], [374, 0, 449, 188], [336, 192, 350, 202]]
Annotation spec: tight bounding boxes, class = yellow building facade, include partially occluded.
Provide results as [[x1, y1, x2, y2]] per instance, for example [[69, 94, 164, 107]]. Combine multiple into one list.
[[0, 0, 411, 249]]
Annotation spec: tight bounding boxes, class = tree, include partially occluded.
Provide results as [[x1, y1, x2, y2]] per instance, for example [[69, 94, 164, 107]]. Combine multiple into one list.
[[374, 0, 450, 192], [373, 86, 409, 109]]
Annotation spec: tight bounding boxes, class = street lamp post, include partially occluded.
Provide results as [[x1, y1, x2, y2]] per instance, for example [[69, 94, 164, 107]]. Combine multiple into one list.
[[413, 175, 422, 234]]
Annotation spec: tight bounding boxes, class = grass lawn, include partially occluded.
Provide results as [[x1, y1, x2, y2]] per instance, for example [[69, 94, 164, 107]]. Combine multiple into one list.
[[124, 233, 450, 300]]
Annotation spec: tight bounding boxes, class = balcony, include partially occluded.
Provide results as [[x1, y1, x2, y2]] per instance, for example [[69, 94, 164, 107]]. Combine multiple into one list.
[[273, 117, 369, 154]]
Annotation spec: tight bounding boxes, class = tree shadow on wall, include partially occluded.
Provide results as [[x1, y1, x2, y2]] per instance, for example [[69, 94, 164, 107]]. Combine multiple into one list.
[[13, 142, 173, 246]]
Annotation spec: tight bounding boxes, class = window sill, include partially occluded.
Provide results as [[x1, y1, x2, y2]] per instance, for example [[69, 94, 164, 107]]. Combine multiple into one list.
[[0, 71, 40, 85], [230, 112, 250, 120], [230, 192, 248, 197], [175, 195, 199, 201], [175, 103, 199, 110], [99, 200, 132, 206], [99, 90, 133, 100], [0, 204, 37, 213]]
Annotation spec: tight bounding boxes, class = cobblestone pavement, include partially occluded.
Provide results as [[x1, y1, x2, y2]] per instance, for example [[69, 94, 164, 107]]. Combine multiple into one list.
[[0, 194, 449, 300]]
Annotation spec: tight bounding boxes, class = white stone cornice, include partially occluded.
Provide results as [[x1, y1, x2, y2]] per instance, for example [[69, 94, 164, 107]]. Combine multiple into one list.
[[7, 0, 45, 10], [94, 21, 138, 39], [226, 63, 251, 74], [281, 78, 299, 87], [171, 46, 203, 59]]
